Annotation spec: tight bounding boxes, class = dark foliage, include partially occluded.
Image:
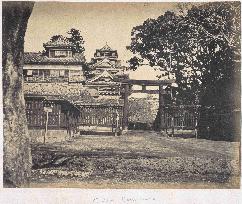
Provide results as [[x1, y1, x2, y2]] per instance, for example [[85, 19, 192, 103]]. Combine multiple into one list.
[[67, 28, 85, 53], [50, 35, 63, 42], [128, 2, 240, 106], [128, 2, 241, 140]]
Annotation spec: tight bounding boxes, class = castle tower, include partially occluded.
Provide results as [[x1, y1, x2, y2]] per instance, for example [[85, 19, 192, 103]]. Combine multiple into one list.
[[85, 43, 127, 97], [92, 42, 118, 64]]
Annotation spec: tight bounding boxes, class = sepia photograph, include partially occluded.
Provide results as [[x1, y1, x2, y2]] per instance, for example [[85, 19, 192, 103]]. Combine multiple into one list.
[[2, 0, 241, 191]]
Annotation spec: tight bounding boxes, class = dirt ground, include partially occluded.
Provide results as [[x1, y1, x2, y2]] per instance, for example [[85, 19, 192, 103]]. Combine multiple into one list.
[[30, 131, 240, 188]]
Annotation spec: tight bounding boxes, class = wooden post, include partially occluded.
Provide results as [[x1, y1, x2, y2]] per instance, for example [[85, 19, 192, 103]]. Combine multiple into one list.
[[43, 105, 52, 143], [181, 108, 185, 136], [195, 116, 198, 139], [171, 113, 174, 137], [58, 108, 61, 128], [122, 83, 129, 131], [194, 105, 199, 139], [159, 84, 166, 136], [44, 111, 49, 144], [42, 70, 45, 81], [115, 109, 119, 136], [66, 110, 70, 136], [142, 85, 146, 92]]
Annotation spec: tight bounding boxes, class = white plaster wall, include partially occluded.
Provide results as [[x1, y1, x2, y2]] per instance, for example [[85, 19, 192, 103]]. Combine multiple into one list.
[[24, 64, 83, 71]]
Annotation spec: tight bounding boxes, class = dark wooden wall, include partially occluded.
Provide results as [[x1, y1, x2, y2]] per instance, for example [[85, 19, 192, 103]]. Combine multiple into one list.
[[25, 98, 79, 130]]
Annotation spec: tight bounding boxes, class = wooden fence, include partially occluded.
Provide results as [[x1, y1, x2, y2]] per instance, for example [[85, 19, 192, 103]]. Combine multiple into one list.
[[162, 105, 240, 141], [77, 104, 123, 133], [164, 105, 198, 130], [26, 99, 68, 129]]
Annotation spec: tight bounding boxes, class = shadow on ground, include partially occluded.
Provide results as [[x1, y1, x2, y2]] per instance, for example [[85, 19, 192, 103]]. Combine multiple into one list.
[[30, 131, 240, 188]]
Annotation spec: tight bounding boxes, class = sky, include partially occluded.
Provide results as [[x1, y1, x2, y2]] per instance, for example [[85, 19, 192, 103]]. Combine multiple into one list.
[[24, 2, 178, 65]]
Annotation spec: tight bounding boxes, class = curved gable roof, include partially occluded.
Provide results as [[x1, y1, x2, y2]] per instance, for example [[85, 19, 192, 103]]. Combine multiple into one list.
[[93, 57, 115, 68]]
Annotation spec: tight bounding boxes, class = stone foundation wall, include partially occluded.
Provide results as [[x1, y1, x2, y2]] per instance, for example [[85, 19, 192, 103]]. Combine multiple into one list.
[[24, 82, 83, 96], [129, 98, 159, 124]]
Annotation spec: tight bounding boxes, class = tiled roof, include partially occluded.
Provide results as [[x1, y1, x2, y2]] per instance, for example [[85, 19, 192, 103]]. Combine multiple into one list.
[[24, 52, 85, 65], [87, 70, 114, 83], [43, 35, 74, 48], [99, 43, 114, 51]]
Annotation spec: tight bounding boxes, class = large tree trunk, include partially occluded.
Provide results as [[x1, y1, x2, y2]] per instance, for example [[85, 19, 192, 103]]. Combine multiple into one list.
[[2, 1, 34, 187]]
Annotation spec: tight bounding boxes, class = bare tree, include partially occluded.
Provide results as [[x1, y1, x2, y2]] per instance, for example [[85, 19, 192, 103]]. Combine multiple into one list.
[[2, 1, 34, 187]]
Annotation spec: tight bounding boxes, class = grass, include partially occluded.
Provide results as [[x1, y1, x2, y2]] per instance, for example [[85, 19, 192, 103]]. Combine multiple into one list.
[[30, 131, 240, 188]]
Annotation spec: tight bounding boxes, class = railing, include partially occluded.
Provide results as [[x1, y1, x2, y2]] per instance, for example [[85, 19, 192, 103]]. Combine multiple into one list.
[[24, 76, 69, 83]]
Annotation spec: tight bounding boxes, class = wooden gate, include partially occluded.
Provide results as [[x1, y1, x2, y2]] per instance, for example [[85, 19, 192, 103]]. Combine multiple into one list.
[[77, 104, 123, 134]]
